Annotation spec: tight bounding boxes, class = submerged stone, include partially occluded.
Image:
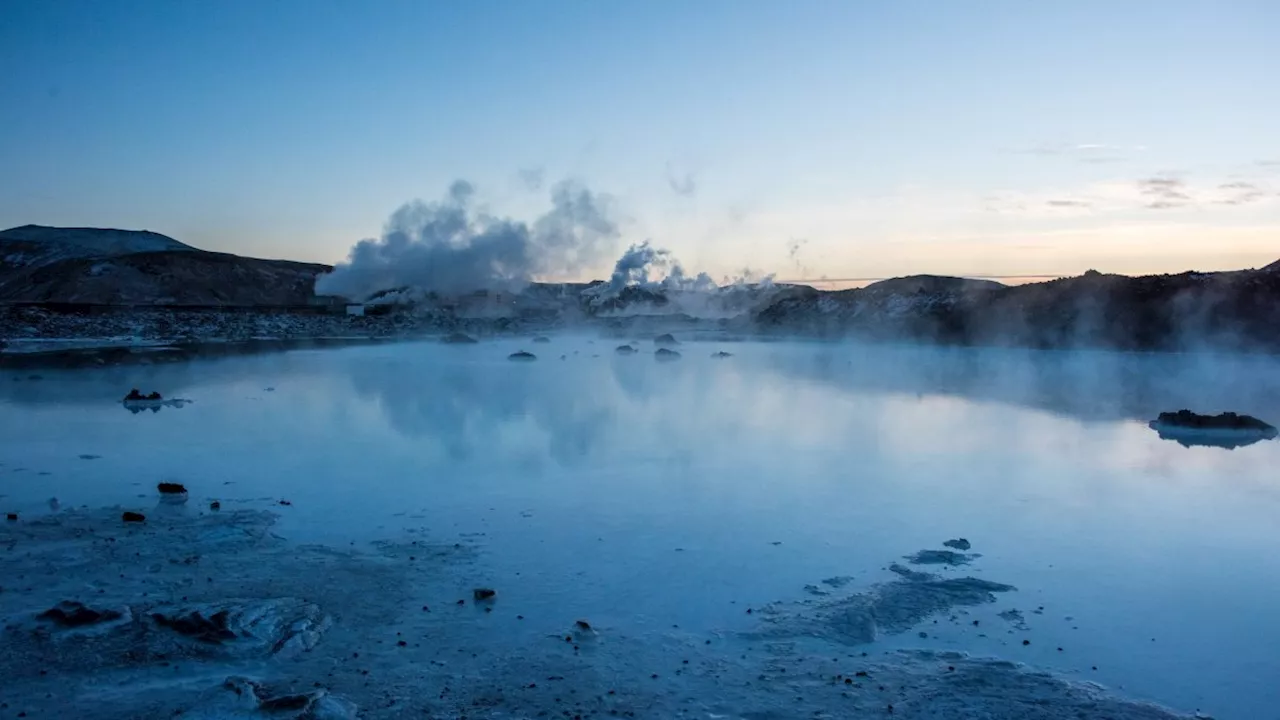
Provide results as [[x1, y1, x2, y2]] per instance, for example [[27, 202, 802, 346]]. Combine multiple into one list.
[[473, 588, 496, 601], [508, 351, 537, 361], [906, 549, 975, 566], [442, 332, 478, 344], [654, 333, 679, 346], [532, 336, 551, 343], [655, 348, 681, 361], [37, 601, 122, 628], [122, 511, 146, 523], [157, 482, 188, 495], [615, 344, 636, 355], [712, 351, 733, 358], [943, 538, 972, 551]]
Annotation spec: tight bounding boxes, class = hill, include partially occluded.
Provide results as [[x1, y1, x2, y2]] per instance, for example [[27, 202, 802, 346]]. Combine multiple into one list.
[[755, 266, 1280, 352], [0, 225, 330, 306]]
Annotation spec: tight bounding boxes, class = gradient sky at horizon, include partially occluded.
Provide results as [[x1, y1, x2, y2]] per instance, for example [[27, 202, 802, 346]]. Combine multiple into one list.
[[2, 0, 1277, 282]]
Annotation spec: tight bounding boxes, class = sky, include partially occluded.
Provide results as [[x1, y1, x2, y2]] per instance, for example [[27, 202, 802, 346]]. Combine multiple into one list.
[[1, 0, 1278, 284]]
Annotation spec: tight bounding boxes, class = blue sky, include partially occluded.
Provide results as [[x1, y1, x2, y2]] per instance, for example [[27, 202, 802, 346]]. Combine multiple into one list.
[[2, 0, 1277, 282]]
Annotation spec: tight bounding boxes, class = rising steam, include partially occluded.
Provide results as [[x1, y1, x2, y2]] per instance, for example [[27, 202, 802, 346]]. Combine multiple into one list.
[[315, 180, 620, 300]]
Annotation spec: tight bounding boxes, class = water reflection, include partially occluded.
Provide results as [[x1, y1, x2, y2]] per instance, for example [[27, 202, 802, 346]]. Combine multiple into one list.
[[340, 354, 620, 463], [761, 344, 1280, 428]]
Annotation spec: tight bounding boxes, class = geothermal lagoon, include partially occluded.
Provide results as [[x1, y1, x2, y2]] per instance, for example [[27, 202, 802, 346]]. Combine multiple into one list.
[[2, 337, 1279, 719]]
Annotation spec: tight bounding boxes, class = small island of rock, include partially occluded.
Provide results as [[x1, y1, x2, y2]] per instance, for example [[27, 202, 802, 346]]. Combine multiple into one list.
[[508, 351, 537, 361], [654, 333, 679, 347], [655, 348, 681, 360], [1148, 410, 1278, 450]]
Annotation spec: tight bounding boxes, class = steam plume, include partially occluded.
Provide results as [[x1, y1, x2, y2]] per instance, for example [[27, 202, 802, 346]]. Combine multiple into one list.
[[316, 179, 620, 300]]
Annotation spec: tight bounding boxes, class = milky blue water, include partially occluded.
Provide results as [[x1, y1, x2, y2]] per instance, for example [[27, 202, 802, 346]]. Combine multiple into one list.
[[3, 338, 1279, 718]]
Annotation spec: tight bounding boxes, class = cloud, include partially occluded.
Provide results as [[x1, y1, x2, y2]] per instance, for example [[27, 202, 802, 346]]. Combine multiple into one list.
[[1009, 142, 1146, 164], [517, 167, 545, 192], [1046, 199, 1092, 208], [1214, 181, 1268, 206], [1137, 177, 1192, 209], [665, 163, 697, 197]]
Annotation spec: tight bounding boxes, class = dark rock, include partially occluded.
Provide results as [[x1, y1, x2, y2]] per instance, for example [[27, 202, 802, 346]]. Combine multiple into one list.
[[209, 501, 221, 511], [711, 351, 733, 358], [615, 345, 636, 355], [575, 620, 592, 631], [654, 333, 679, 346], [532, 336, 551, 343], [508, 351, 537, 361], [258, 693, 312, 712], [37, 601, 122, 628], [654, 348, 681, 360], [473, 588, 496, 601], [1149, 410, 1279, 449], [5, 513, 15, 521], [942, 538, 971, 551], [122, 511, 146, 523], [1153, 409, 1276, 432], [442, 332, 478, 344], [151, 609, 237, 643], [157, 482, 188, 495]]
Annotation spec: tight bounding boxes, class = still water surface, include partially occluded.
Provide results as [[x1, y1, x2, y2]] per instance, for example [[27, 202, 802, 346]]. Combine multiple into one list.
[[2, 338, 1278, 718]]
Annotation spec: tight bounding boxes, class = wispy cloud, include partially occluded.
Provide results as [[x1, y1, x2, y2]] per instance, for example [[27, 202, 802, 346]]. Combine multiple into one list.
[[983, 174, 1275, 217], [665, 163, 697, 197], [1136, 176, 1192, 209], [1009, 142, 1147, 164], [517, 167, 545, 192], [1215, 181, 1268, 206]]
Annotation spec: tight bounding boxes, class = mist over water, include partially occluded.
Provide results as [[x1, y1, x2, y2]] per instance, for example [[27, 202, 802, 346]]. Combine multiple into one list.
[[2, 339, 1279, 718]]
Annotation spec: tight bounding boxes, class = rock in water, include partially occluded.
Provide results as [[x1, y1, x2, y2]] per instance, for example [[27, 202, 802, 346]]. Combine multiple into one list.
[[157, 482, 188, 495], [508, 351, 537, 361], [1152, 409, 1276, 432], [905, 549, 975, 566], [654, 333, 679, 346], [532, 336, 551, 343], [655, 348, 681, 361], [1149, 410, 1279, 449], [943, 538, 972, 551], [148, 598, 330, 657], [712, 351, 733, 358], [122, 511, 146, 523], [473, 588, 496, 601], [615, 344, 637, 355], [38, 601, 123, 628], [442, 332, 479, 344]]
